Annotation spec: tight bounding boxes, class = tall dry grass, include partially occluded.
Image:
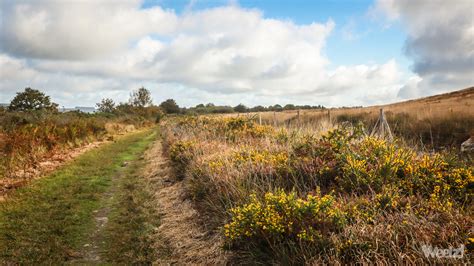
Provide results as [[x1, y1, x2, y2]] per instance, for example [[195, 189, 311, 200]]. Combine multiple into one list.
[[225, 87, 474, 150], [161, 116, 473, 264]]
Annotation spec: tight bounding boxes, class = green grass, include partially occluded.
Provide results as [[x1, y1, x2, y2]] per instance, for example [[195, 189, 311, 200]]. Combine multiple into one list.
[[0, 128, 157, 264], [103, 145, 162, 264]]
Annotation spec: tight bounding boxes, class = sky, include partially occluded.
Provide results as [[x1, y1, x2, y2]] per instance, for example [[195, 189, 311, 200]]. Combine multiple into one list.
[[0, 0, 473, 108]]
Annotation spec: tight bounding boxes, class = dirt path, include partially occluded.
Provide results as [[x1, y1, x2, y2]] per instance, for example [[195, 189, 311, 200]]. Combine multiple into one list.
[[73, 170, 122, 264], [0, 129, 157, 264], [71, 137, 226, 264], [143, 140, 231, 264], [1, 131, 230, 264], [72, 134, 157, 264]]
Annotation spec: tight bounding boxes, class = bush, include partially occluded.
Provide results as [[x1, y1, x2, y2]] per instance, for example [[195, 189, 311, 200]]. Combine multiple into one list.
[[224, 190, 346, 244], [169, 140, 195, 179], [161, 115, 473, 263]]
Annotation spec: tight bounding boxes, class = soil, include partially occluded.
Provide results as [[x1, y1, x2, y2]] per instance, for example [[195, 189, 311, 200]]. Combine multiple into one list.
[[143, 140, 231, 264], [2, 135, 232, 263]]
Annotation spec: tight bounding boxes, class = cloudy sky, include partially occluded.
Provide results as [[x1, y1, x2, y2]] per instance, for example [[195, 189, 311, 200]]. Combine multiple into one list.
[[0, 0, 473, 108]]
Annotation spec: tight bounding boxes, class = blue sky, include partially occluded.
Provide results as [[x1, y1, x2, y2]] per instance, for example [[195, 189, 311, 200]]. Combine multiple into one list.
[[1, 0, 472, 107]]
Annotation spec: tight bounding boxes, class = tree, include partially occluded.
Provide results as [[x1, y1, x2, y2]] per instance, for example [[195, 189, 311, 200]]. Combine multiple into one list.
[[234, 103, 248, 113], [269, 104, 283, 111], [129, 87, 152, 107], [250, 105, 266, 112], [8, 88, 58, 111], [159, 99, 180, 114], [96, 98, 115, 113]]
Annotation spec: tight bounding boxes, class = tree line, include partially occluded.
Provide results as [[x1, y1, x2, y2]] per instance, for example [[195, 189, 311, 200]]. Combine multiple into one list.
[[2, 87, 326, 117]]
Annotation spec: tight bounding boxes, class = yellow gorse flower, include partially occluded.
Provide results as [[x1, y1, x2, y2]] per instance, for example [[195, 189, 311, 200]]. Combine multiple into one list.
[[224, 190, 346, 242]]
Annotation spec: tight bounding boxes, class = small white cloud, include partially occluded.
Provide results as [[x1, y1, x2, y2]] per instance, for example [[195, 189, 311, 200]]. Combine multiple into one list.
[[341, 19, 359, 41], [369, 0, 399, 21], [397, 75, 422, 99]]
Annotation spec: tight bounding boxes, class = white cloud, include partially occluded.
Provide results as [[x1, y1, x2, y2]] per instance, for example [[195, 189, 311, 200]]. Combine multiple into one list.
[[0, 0, 177, 60], [374, 0, 474, 98], [0, 0, 405, 107], [397, 75, 422, 99]]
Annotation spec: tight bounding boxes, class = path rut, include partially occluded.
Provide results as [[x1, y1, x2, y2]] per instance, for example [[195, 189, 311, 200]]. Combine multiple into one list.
[[143, 140, 231, 264]]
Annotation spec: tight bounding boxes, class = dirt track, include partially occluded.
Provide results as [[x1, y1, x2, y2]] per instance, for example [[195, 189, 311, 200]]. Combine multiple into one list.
[[144, 140, 231, 264]]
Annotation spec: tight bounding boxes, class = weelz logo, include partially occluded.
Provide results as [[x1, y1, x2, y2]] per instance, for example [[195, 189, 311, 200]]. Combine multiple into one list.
[[421, 244, 465, 259]]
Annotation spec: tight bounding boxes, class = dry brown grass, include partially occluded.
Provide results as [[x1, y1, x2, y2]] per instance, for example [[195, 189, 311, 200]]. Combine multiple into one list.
[[262, 86, 473, 121], [160, 116, 473, 264], [104, 123, 136, 135], [146, 140, 231, 264], [224, 87, 474, 149]]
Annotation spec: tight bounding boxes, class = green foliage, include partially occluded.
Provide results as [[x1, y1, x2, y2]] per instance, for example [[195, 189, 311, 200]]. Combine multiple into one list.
[[114, 103, 163, 122], [177, 102, 325, 115], [129, 87, 152, 107], [8, 88, 58, 112], [96, 98, 115, 113], [234, 104, 248, 113], [159, 99, 181, 114], [187, 104, 234, 114]]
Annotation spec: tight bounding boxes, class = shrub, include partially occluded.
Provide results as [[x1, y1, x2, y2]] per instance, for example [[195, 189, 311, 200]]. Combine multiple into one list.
[[161, 115, 473, 263], [169, 140, 195, 179], [224, 190, 346, 258]]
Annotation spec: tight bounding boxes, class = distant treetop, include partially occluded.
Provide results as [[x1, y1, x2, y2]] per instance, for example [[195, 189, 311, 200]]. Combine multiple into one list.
[[129, 87, 153, 107], [8, 88, 58, 112], [159, 99, 181, 114], [96, 98, 115, 113]]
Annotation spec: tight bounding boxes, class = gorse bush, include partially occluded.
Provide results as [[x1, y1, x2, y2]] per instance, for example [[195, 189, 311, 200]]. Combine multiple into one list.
[[169, 140, 195, 179], [161, 116, 473, 263], [224, 190, 346, 243]]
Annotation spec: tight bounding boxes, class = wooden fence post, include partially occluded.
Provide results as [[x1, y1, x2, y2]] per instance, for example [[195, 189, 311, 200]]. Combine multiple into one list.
[[370, 108, 393, 141], [297, 109, 300, 128]]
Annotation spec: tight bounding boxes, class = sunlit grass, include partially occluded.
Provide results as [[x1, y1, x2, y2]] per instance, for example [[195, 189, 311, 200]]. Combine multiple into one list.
[[0, 129, 157, 264]]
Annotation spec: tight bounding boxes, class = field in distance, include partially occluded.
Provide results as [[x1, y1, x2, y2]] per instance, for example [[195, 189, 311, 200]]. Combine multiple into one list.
[[229, 87, 474, 150]]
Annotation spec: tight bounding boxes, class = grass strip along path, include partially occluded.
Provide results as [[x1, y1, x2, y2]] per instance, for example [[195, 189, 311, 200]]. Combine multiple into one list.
[[0, 128, 158, 264]]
